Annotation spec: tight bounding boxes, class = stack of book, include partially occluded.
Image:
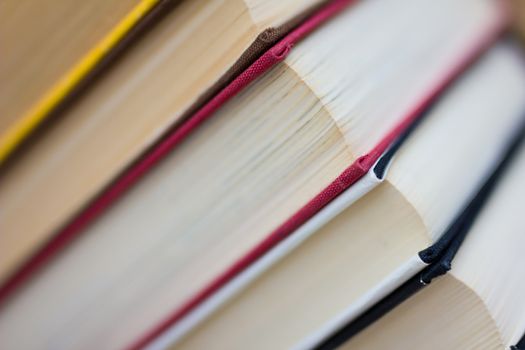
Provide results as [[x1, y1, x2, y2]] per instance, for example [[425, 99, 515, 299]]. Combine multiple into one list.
[[1, 0, 524, 349]]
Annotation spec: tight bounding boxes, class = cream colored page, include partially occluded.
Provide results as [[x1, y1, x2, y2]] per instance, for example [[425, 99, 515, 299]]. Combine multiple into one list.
[[452, 143, 525, 346], [342, 276, 503, 350], [245, 0, 319, 28], [286, 0, 499, 156], [387, 43, 525, 241]]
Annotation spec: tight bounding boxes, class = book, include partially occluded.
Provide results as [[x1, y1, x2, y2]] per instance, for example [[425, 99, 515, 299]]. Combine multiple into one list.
[[142, 40, 525, 350], [0, 0, 506, 349], [0, 0, 326, 285], [336, 119, 525, 350]]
